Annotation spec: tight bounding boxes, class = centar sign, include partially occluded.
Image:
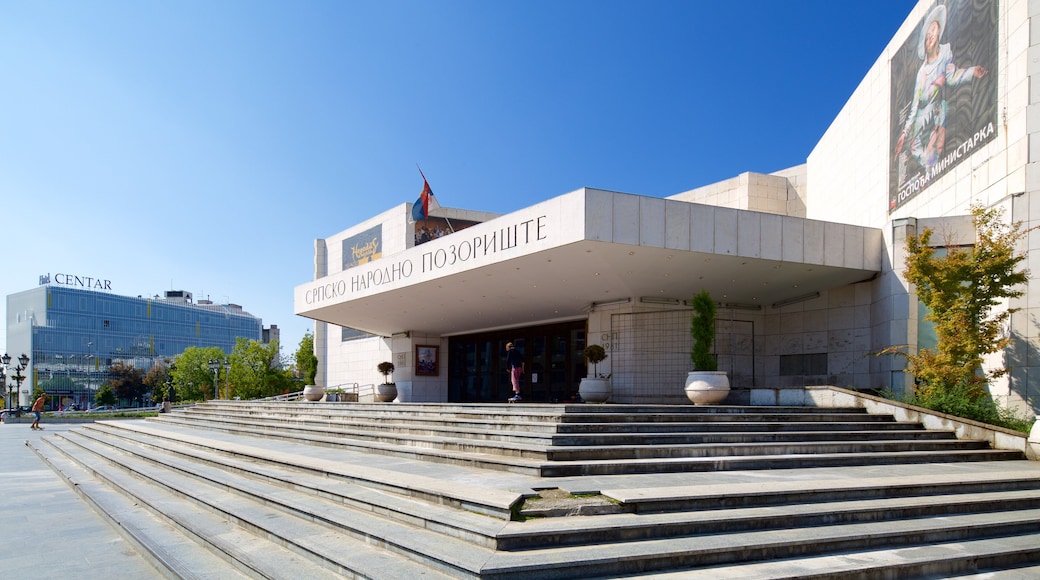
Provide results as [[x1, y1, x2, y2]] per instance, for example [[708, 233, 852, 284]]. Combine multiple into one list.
[[40, 273, 113, 291]]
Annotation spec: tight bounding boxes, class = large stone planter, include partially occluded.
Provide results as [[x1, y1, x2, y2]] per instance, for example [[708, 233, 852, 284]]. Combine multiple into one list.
[[303, 385, 325, 402], [684, 371, 730, 405], [578, 377, 611, 404], [375, 383, 398, 402]]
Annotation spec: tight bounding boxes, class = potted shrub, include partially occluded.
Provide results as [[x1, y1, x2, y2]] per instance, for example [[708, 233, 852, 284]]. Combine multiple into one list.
[[684, 290, 730, 404], [375, 361, 397, 402], [578, 344, 611, 403]]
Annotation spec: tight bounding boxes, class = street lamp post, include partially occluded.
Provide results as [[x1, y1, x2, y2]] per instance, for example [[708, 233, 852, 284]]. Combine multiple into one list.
[[207, 358, 227, 400], [7, 354, 29, 409], [0, 362, 7, 411], [2, 353, 10, 409], [223, 359, 230, 399], [165, 363, 175, 402]]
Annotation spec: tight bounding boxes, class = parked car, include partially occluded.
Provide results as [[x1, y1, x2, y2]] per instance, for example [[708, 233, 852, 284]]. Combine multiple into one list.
[[90, 405, 117, 412]]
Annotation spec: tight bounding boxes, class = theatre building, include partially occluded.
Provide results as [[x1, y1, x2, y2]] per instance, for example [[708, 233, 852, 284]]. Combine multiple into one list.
[[295, 0, 1038, 416]]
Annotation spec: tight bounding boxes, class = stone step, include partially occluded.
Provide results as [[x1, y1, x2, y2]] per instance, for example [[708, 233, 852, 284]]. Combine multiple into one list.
[[555, 420, 920, 433], [202, 401, 874, 416], [150, 406, 1023, 477], [34, 420, 1040, 579], [28, 437, 255, 580], [480, 511, 1040, 578], [155, 411, 953, 448], [549, 429, 953, 445], [78, 421, 518, 542], [603, 471, 1040, 512], [624, 534, 1040, 579], [47, 428, 474, 578], [85, 420, 522, 519], [537, 449, 1024, 477], [25, 400, 1040, 579], [510, 487, 1040, 549], [37, 435, 384, 579], [544, 438, 992, 461], [189, 401, 892, 425], [157, 412, 559, 446], [78, 421, 1040, 557]]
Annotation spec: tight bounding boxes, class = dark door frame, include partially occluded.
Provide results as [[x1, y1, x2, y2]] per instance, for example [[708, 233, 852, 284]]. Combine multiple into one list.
[[447, 320, 587, 403]]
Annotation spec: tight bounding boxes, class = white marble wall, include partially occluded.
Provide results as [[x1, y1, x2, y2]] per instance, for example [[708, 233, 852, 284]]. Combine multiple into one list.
[[670, 166, 807, 218]]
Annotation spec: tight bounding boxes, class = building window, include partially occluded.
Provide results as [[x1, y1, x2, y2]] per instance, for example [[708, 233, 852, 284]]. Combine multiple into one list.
[[341, 327, 374, 342]]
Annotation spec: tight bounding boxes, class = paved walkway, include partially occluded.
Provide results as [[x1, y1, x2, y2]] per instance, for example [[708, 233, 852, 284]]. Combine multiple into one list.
[[0, 422, 163, 580]]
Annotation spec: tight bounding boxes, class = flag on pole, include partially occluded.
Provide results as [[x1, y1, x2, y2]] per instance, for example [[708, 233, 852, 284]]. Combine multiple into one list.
[[411, 169, 440, 221]]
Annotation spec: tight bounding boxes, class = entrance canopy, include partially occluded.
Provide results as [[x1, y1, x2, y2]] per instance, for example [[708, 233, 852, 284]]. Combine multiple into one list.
[[295, 189, 883, 338]]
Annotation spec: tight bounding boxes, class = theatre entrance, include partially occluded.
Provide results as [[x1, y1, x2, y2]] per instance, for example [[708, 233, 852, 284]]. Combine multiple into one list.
[[447, 320, 587, 403]]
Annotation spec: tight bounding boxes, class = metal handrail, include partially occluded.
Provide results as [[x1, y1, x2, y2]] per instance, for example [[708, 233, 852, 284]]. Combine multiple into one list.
[[325, 382, 359, 394], [261, 391, 305, 402]]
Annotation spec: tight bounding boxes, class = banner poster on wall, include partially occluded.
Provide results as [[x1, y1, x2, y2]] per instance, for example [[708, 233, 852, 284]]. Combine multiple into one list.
[[889, 0, 998, 212], [343, 225, 382, 270], [413, 217, 480, 246]]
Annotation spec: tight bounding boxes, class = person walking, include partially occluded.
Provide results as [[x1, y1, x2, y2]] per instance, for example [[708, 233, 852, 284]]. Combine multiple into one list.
[[506, 342, 524, 402], [30, 391, 47, 430]]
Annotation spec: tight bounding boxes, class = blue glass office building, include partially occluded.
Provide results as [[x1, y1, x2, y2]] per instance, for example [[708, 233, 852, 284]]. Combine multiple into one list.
[[5, 284, 263, 409]]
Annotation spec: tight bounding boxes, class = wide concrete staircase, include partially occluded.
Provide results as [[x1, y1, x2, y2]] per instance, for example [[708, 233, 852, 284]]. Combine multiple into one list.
[[27, 400, 1040, 578]]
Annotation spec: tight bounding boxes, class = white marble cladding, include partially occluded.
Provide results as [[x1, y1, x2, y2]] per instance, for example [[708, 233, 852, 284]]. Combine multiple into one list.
[[763, 282, 876, 389], [669, 166, 807, 218], [586, 188, 881, 271], [585, 285, 879, 402], [323, 331, 448, 402]]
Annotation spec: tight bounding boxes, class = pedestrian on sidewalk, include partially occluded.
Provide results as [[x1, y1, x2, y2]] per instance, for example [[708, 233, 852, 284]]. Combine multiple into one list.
[[506, 342, 524, 402], [30, 391, 47, 430]]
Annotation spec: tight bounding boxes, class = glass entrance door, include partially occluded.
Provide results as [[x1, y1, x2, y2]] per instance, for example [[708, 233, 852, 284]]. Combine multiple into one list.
[[448, 320, 586, 403]]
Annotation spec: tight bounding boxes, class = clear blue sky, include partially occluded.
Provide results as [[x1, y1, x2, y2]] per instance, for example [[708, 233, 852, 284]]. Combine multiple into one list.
[[0, 0, 916, 361]]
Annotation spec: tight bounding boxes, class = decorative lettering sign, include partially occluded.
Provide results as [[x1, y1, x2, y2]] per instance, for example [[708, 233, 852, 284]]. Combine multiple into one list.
[[39, 273, 113, 291], [304, 214, 550, 307], [343, 225, 382, 270]]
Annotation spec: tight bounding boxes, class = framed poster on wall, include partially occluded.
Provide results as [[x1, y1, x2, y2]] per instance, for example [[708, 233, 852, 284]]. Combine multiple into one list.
[[416, 345, 439, 376]]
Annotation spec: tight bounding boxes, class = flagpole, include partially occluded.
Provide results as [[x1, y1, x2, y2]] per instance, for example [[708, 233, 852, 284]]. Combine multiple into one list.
[[416, 164, 430, 226], [416, 164, 454, 232]]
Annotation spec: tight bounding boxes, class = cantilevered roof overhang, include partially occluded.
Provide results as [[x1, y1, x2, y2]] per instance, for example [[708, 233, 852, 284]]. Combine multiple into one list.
[[294, 189, 883, 337]]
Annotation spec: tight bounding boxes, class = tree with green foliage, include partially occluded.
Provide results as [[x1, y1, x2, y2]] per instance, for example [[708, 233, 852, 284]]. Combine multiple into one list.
[[107, 361, 148, 406], [172, 346, 227, 401], [899, 204, 1030, 399], [229, 337, 292, 399], [95, 383, 117, 407], [143, 359, 174, 403], [295, 332, 318, 385], [690, 290, 717, 371]]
